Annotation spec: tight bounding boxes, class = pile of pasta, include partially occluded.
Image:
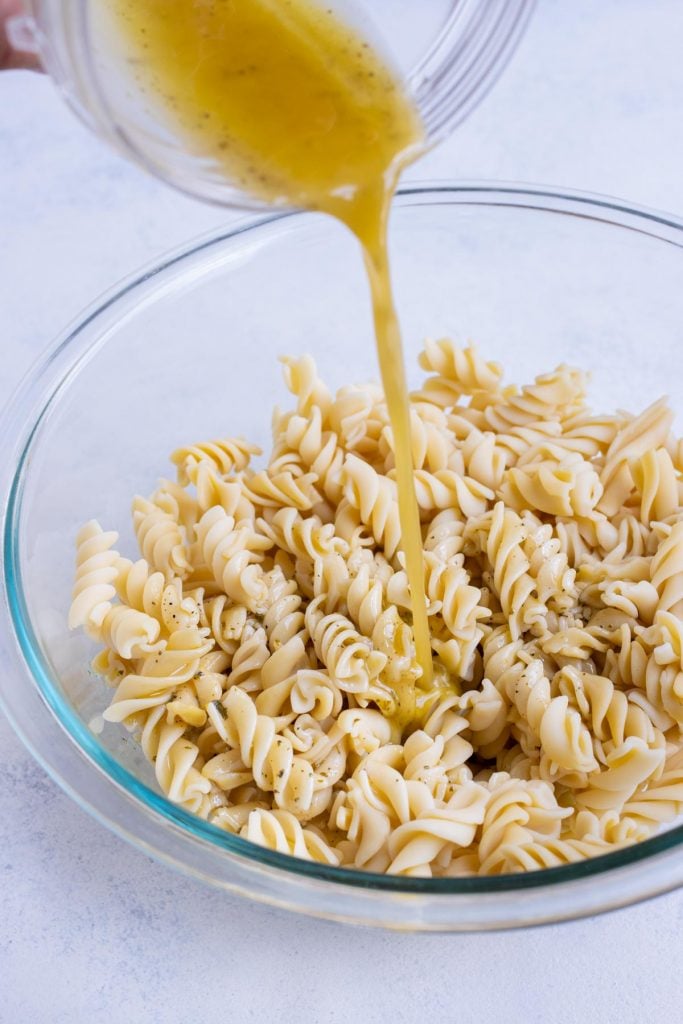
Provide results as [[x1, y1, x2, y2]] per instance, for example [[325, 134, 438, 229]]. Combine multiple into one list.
[[69, 340, 683, 876]]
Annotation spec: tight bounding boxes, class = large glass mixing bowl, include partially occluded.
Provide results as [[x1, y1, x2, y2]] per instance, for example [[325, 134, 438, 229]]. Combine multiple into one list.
[[2, 184, 683, 931]]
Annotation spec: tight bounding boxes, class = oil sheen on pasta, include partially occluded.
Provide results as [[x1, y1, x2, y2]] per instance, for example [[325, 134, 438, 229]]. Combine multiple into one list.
[[112, 0, 434, 703]]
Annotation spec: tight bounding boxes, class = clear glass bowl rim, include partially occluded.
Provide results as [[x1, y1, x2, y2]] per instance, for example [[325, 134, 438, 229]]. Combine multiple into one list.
[[4, 181, 683, 926]]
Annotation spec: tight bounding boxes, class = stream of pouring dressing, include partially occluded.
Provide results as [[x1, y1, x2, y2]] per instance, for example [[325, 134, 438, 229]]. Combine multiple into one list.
[[112, 0, 436, 717]]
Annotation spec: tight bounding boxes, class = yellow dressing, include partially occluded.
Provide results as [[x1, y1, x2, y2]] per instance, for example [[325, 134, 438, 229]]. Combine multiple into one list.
[[113, 0, 434, 697]]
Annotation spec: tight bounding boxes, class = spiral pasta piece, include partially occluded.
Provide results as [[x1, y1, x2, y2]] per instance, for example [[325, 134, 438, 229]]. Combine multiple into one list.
[[257, 506, 346, 561], [209, 685, 327, 818], [345, 562, 386, 635], [598, 397, 674, 515], [196, 506, 271, 614], [477, 775, 571, 874], [522, 514, 577, 613], [631, 447, 680, 526], [387, 783, 488, 876], [114, 557, 165, 619], [458, 679, 508, 753], [410, 468, 493, 516], [256, 667, 343, 723], [470, 502, 543, 638], [501, 453, 603, 518], [197, 594, 248, 658], [242, 467, 321, 512], [332, 756, 434, 870], [617, 760, 683, 834], [151, 477, 199, 532], [553, 666, 664, 760], [388, 552, 489, 646], [342, 454, 401, 559], [491, 835, 614, 872], [261, 567, 306, 652], [191, 465, 256, 520], [416, 339, 503, 408], [484, 365, 588, 432], [380, 404, 452, 473], [241, 809, 341, 864], [132, 496, 191, 579], [171, 436, 260, 484], [576, 738, 665, 813], [461, 428, 507, 489], [140, 707, 212, 813], [103, 627, 214, 725], [650, 521, 683, 616], [329, 385, 389, 468], [98, 604, 163, 659], [306, 597, 387, 693], [280, 405, 346, 504], [222, 625, 269, 694], [422, 696, 474, 774], [69, 521, 120, 634], [631, 613, 683, 727], [493, 419, 563, 465], [280, 354, 332, 420]]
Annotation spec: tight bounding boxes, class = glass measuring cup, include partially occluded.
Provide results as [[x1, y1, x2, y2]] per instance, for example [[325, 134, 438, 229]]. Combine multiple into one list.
[[11, 0, 535, 208]]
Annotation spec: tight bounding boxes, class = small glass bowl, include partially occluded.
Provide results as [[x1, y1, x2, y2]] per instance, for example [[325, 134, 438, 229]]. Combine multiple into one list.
[[3, 184, 683, 931], [21, 0, 535, 208]]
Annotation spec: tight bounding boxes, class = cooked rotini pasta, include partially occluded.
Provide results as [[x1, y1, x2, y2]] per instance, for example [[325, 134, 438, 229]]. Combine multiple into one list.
[[69, 341, 683, 875]]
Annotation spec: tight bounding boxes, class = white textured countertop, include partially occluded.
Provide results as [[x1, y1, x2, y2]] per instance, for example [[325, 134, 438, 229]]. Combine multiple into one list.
[[2, 1, 683, 1020]]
